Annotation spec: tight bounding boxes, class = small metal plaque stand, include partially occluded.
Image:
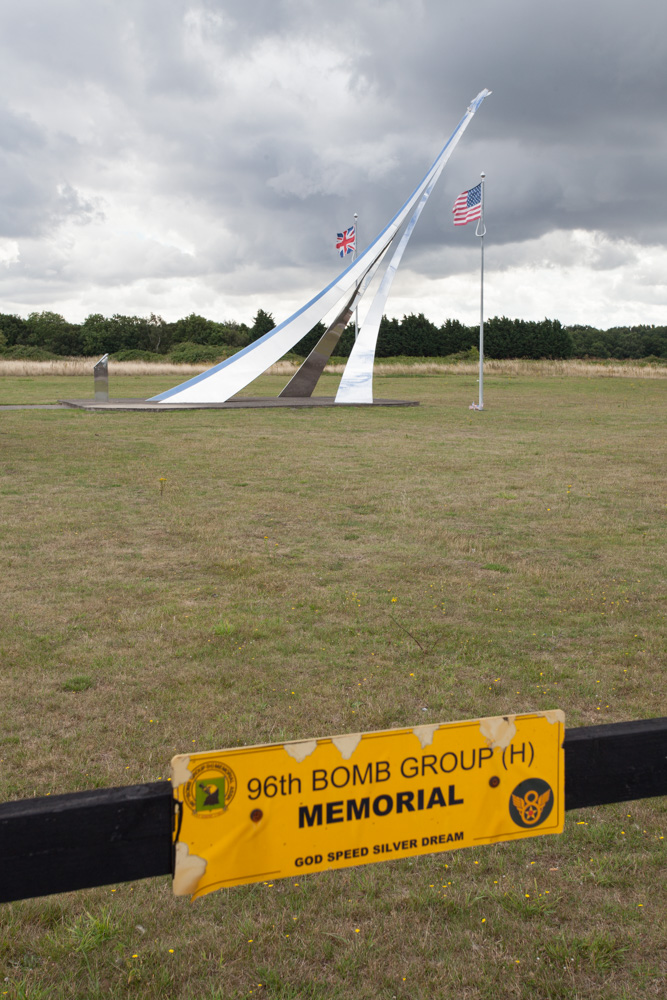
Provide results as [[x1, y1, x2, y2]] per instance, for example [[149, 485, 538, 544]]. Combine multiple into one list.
[[94, 354, 109, 402]]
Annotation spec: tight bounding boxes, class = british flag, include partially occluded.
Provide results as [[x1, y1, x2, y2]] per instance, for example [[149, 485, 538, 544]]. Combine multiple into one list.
[[335, 225, 356, 257]]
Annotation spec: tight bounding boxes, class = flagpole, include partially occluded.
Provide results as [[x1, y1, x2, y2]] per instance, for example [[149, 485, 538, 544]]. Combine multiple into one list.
[[476, 173, 486, 409], [353, 212, 359, 340]]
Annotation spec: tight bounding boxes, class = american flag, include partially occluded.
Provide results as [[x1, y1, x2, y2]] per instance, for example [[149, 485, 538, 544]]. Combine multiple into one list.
[[335, 225, 356, 257], [452, 184, 482, 226]]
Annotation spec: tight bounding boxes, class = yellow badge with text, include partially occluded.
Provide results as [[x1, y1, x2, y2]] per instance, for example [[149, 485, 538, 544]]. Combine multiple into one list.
[[171, 711, 564, 898]]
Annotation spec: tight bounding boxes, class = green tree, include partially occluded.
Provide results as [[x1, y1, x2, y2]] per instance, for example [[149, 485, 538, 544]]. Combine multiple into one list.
[[567, 325, 601, 358], [294, 321, 327, 357], [170, 313, 217, 345], [25, 311, 83, 355], [105, 314, 165, 353], [81, 314, 115, 355], [484, 316, 516, 358], [170, 342, 228, 364], [375, 315, 402, 357], [523, 318, 571, 359], [338, 322, 356, 357], [393, 313, 440, 356], [250, 309, 276, 340], [440, 318, 475, 356], [145, 313, 167, 353], [211, 321, 252, 348], [640, 326, 667, 357], [0, 313, 28, 348]]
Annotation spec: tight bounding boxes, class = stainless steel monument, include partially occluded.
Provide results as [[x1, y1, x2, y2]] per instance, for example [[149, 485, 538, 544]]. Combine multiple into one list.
[[149, 89, 491, 406], [93, 354, 109, 402]]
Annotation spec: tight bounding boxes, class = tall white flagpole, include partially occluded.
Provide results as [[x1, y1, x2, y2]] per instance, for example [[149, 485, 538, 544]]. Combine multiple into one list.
[[476, 172, 486, 409], [353, 212, 359, 340]]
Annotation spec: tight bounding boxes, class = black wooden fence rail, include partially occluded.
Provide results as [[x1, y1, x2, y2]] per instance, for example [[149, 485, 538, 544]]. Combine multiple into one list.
[[1, 718, 666, 905]]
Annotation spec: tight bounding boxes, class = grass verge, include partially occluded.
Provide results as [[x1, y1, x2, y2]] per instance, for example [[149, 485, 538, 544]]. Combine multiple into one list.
[[0, 372, 665, 998]]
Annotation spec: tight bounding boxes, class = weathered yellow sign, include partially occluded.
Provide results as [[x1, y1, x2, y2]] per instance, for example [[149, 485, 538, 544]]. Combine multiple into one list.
[[171, 711, 564, 898]]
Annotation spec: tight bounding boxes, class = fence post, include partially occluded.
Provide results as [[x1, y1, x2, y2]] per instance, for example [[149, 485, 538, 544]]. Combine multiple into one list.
[[0, 719, 665, 904]]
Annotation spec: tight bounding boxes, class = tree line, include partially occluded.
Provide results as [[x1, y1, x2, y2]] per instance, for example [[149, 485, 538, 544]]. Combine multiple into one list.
[[0, 308, 665, 361]]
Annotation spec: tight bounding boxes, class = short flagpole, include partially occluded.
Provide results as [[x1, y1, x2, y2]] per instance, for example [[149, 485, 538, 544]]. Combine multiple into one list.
[[353, 212, 359, 340], [476, 173, 486, 409]]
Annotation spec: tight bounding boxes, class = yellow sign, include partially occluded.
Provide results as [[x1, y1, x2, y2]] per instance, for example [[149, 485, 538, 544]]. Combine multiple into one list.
[[171, 711, 564, 898]]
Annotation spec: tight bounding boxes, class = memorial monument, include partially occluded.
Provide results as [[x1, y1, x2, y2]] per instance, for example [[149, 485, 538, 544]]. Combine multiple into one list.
[[149, 89, 491, 407], [62, 90, 490, 412]]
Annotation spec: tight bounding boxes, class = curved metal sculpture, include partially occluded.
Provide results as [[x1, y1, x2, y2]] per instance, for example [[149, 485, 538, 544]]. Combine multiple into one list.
[[149, 89, 491, 405], [278, 245, 389, 397], [335, 146, 451, 403]]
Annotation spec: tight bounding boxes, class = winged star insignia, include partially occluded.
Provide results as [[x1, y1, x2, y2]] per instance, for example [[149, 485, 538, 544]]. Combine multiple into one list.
[[511, 788, 551, 826]]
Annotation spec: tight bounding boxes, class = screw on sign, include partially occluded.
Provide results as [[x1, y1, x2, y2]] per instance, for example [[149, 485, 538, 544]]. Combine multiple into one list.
[[171, 712, 564, 898]]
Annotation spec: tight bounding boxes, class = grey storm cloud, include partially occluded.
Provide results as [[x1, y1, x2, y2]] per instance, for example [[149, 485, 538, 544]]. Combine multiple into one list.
[[0, 0, 665, 321], [0, 104, 101, 237]]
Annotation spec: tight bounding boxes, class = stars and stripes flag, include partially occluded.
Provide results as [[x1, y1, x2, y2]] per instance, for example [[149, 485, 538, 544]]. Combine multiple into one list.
[[452, 183, 482, 226], [335, 225, 356, 257]]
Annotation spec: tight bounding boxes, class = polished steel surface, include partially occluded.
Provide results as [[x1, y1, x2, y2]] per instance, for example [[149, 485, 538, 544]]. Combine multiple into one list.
[[278, 307, 354, 397], [335, 102, 474, 405], [279, 247, 388, 397], [149, 89, 491, 405], [94, 354, 109, 402]]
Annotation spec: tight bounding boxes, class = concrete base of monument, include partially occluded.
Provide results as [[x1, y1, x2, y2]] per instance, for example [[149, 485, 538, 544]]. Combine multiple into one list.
[[58, 397, 419, 412]]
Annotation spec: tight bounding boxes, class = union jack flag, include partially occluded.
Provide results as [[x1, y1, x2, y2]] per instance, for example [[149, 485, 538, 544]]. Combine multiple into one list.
[[452, 184, 482, 226], [336, 225, 356, 257]]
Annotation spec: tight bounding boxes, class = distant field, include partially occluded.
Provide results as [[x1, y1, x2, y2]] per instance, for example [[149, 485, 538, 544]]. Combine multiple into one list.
[[0, 355, 665, 405], [0, 373, 665, 999]]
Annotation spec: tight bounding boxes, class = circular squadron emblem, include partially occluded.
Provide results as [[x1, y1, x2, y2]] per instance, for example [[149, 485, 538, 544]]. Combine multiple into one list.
[[509, 778, 554, 829], [184, 760, 237, 817]]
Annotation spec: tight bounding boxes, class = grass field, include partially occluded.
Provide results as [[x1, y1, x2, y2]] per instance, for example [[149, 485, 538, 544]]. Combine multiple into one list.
[[0, 356, 665, 403], [0, 371, 665, 998]]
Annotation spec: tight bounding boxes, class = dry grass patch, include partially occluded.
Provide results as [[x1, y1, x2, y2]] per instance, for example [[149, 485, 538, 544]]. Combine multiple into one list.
[[0, 373, 665, 998], [0, 358, 302, 379], [1, 356, 665, 381], [365, 358, 667, 379]]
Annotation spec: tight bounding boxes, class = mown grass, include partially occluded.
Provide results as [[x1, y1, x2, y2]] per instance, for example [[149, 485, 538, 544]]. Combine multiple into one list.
[[0, 372, 665, 998], [0, 357, 665, 405]]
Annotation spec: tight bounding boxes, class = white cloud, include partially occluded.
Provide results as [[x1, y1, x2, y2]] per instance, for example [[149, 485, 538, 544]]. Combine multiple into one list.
[[0, 1, 665, 330], [0, 238, 20, 268], [385, 231, 667, 327]]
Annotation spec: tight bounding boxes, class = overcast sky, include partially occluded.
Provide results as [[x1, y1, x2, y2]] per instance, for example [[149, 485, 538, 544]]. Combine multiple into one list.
[[1, 0, 666, 329]]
